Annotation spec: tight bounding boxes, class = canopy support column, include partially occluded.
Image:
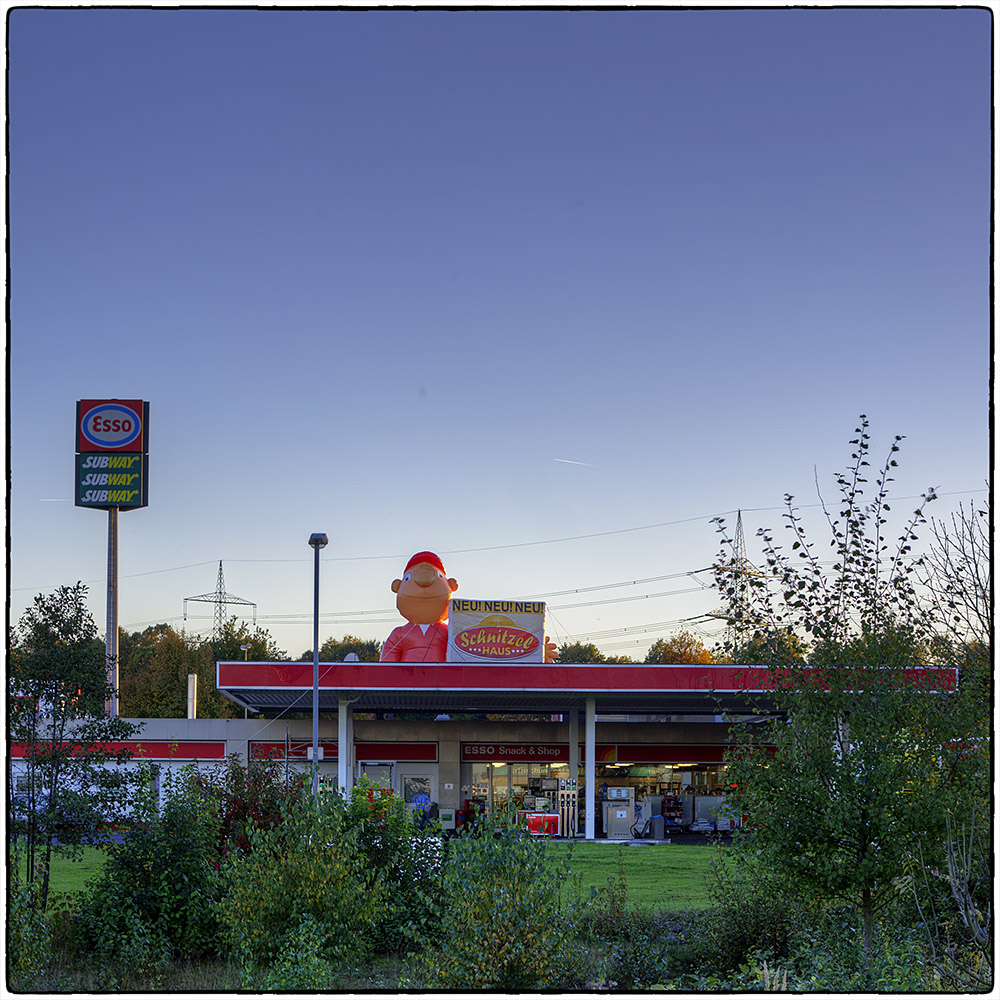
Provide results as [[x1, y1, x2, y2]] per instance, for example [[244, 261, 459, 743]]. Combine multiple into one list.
[[585, 695, 596, 840], [568, 708, 580, 837], [338, 696, 352, 793]]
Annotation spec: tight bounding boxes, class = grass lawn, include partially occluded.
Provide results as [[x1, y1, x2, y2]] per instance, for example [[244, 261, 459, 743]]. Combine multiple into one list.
[[547, 840, 718, 911], [15, 845, 109, 898], [23, 838, 717, 915]]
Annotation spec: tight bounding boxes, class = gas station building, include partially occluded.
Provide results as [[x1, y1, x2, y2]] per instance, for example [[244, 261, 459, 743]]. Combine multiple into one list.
[[118, 659, 789, 839]]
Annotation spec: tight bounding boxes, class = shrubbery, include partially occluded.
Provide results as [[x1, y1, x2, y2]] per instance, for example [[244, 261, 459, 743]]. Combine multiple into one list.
[[221, 786, 386, 983], [16, 754, 977, 993], [75, 765, 226, 970], [341, 777, 444, 955], [198, 751, 304, 858], [418, 808, 576, 990], [9, 842, 52, 991], [577, 849, 672, 989]]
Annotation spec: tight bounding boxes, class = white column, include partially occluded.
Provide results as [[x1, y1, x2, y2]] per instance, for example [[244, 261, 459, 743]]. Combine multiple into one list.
[[338, 697, 351, 793], [345, 704, 355, 793], [585, 696, 596, 840], [568, 708, 579, 838]]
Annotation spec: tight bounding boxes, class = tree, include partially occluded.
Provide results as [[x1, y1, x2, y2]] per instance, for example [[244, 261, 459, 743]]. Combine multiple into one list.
[[912, 497, 992, 988], [9, 584, 140, 908], [211, 616, 286, 663], [556, 642, 607, 663], [918, 496, 991, 650], [724, 627, 808, 665], [119, 623, 243, 719], [713, 419, 974, 954], [299, 634, 382, 662], [644, 630, 713, 664]]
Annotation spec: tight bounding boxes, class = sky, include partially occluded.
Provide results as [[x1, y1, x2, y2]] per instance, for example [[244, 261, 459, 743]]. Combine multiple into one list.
[[7, 6, 992, 662]]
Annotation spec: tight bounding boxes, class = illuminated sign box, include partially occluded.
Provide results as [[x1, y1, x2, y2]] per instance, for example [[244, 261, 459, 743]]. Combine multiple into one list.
[[447, 599, 546, 663], [77, 399, 149, 453], [75, 399, 150, 510], [75, 453, 148, 509]]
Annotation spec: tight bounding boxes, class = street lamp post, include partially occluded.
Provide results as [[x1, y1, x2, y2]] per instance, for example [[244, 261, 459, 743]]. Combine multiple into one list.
[[308, 533, 329, 797], [239, 644, 251, 718]]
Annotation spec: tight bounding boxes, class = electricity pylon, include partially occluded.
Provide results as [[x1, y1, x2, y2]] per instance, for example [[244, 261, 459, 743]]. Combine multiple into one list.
[[707, 510, 761, 652], [184, 561, 257, 639]]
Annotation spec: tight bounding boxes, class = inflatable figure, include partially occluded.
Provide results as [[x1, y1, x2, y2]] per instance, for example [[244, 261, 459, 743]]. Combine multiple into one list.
[[381, 550, 558, 662], [380, 552, 457, 662]]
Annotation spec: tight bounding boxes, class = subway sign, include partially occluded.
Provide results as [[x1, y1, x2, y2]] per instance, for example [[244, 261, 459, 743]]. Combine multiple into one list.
[[75, 399, 149, 510], [75, 452, 148, 508]]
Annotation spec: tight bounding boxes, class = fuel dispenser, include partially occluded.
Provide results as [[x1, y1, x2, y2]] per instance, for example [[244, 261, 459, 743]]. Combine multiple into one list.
[[601, 786, 635, 840], [557, 778, 579, 837]]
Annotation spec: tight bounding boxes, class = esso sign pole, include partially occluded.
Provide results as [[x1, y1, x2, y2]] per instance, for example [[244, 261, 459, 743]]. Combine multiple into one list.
[[75, 399, 150, 717]]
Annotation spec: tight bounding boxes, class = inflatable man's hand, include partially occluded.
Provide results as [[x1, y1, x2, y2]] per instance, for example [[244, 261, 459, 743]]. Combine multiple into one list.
[[545, 637, 558, 663]]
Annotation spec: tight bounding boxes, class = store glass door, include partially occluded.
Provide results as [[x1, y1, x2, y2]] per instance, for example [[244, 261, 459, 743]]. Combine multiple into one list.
[[357, 761, 393, 791]]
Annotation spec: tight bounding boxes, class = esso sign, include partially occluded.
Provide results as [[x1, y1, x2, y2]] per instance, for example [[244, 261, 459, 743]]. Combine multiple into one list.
[[77, 399, 147, 452]]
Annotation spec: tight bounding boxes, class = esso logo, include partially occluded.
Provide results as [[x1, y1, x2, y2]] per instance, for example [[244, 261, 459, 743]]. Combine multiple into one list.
[[81, 404, 141, 449]]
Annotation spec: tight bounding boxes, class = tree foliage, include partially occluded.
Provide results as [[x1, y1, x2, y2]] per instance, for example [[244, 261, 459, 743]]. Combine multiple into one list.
[[644, 630, 713, 664], [9, 584, 140, 908], [557, 642, 607, 663], [119, 616, 289, 719], [299, 634, 383, 662], [118, 623, 247, 719], [210, 616, 286, 663], [556, 641, 633, 663], [918, 496, 991, 648], [712, 419, 981, 955]]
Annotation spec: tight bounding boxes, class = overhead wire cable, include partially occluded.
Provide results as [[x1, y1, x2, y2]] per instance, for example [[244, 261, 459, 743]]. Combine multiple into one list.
[[13, 489, 982, 594]]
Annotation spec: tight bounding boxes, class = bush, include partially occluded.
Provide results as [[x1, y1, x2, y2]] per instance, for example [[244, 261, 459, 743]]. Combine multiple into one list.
[[220, 785, 387, 981], [419, 809, 576, 990], [197, 752, 304, 859], [672, 844, 804, 974], [579, 849, 671, 989], [75, 765, 225, 964], [244, 914, 341, 990], [341, 777, 444, 954], [786, 909, 936, 992], [8, 842, 52, 990]]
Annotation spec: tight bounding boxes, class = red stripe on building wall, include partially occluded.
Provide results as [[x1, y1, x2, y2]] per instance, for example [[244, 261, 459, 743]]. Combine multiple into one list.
[[622, 744, 728, 763], [357, 742, 438, 762], [11, 741, 226, 760], [460, 743, 731, 764], [249, 741, 439, 763], [251, 741, 339, 760]]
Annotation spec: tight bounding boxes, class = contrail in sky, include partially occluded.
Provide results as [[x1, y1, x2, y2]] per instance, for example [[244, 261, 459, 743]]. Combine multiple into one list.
[[553, 458, 597, 467]]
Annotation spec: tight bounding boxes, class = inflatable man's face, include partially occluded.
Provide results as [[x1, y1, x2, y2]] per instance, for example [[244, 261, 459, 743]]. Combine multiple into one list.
[[391, 551, 458, 625]]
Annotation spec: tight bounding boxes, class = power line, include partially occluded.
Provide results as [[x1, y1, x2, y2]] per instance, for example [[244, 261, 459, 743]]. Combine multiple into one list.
[[12, 489, 983, 594]]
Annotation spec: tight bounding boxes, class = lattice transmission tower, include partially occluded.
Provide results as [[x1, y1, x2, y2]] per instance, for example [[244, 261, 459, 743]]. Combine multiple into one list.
[[184, 561, 257, 639], [708, 510, 761, 651]]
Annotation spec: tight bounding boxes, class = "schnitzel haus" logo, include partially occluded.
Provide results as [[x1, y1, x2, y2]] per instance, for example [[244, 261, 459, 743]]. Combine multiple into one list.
[[453, 619, 540, 658]]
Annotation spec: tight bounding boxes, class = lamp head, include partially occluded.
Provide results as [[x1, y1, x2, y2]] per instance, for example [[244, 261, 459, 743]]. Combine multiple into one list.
[[308, 532, 329, 549]]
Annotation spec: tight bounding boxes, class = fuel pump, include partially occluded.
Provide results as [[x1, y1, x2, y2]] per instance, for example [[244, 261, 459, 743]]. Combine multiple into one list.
[[557, 778, 579, 837], [603, 786, 635, 839]]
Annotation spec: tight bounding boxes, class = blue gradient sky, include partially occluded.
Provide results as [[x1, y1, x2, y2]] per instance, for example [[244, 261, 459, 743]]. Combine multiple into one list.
[[8, 7, 991, 660]]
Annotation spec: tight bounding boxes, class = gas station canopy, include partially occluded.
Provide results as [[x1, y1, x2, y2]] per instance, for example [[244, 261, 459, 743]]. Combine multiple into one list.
[[215, 660, 958, 716]]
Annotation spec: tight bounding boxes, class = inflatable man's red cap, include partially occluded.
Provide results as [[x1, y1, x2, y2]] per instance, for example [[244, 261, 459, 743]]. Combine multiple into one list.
[[404, 551, 446, 575]]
